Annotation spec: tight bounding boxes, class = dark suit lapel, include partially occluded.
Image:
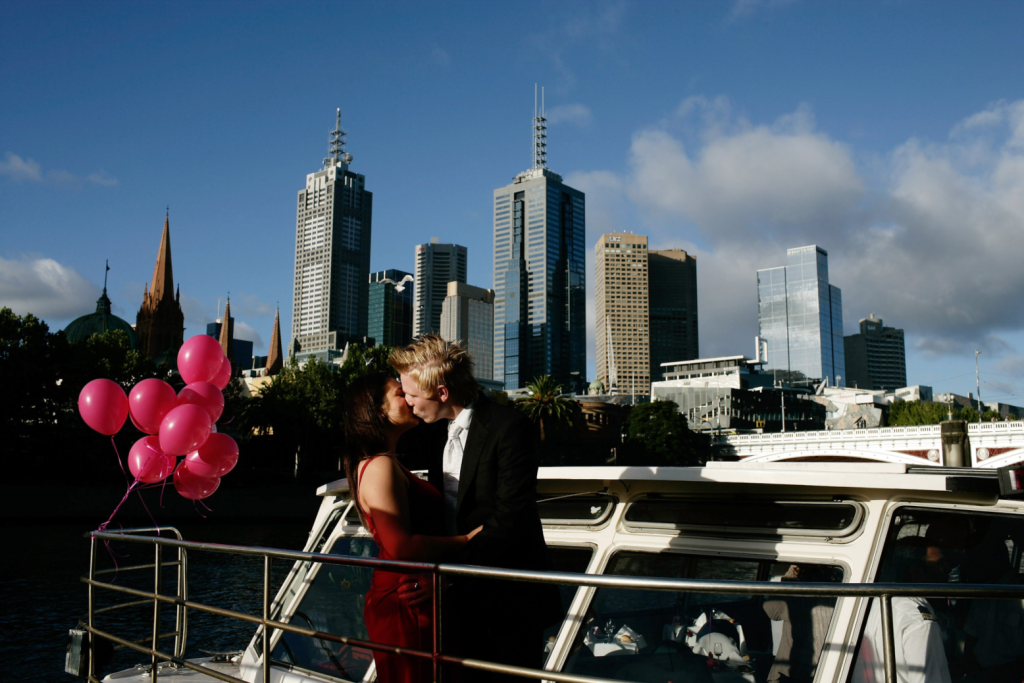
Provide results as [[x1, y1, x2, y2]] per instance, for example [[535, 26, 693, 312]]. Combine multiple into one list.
[[456, 399, 490, 514], [428, 419, 448, 493]]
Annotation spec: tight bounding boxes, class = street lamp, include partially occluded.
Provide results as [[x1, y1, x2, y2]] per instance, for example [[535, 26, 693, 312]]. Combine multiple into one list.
[[975, 350, 982, 422]]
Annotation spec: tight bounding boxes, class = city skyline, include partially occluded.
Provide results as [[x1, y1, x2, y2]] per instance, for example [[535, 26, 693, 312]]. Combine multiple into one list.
[[3, 2, 1024, 403]]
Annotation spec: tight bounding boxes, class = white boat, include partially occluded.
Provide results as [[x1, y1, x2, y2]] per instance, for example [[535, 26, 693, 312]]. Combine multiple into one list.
[[73, 461, 1024, 683]]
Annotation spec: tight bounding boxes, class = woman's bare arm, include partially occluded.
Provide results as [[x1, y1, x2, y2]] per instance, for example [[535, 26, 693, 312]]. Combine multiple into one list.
[[358, 456, 478, 562]]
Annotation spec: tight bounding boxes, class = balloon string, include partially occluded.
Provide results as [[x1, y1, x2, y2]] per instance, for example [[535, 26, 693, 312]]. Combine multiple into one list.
[[111, 435, 129, 485]]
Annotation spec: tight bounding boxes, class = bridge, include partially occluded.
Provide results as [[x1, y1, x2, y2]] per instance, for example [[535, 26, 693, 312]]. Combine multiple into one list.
[[713, 421, 1024, 468]]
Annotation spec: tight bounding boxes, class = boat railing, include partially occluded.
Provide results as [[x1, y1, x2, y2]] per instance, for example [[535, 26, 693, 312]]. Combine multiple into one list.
[[82, 529, 1024, 683]]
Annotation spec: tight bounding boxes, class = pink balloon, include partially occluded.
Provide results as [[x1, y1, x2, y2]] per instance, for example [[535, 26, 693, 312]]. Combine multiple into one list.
[[174, 463, 220, 501], [186, 433, 239, 478], [178, 381, 225, 423], [129, 378, 178, 434], [210, 355, 232, 391], [78, 379, 129, 436], [129, 411, 147, 432], [178, 335, 226, 385], [159, 404, 212, 456], [128, 436, 175, 483]]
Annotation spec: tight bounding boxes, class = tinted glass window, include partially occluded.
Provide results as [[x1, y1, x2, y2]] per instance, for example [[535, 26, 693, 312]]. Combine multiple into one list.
[[271, 536, 379, 682], [544, 546, 594, 666], [562, 551, 842, 683], [626, 498, 859, 536], [850, 507, 1024, 683], [538, 494, 614, 524]]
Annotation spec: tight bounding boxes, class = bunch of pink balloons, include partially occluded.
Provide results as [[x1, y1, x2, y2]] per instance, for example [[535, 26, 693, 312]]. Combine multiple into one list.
[[78, 334, 239, 502]]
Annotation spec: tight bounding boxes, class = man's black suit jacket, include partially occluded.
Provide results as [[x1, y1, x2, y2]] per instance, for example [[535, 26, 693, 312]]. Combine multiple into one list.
[[400, 395, 560, 622]]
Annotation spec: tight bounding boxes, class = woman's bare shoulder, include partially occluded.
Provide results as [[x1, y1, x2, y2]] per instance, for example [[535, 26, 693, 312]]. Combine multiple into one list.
[[358, 455, 404, 485]]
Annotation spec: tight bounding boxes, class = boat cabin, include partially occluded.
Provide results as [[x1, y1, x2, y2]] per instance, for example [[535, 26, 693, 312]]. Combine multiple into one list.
[[85, 462, 1024, 683]]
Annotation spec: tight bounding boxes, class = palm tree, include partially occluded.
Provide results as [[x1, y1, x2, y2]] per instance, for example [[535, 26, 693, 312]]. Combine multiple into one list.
[[515, 375, 578, 444]]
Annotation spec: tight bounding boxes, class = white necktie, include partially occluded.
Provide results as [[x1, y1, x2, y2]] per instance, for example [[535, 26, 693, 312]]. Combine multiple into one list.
[[443, 422, 463, 534]]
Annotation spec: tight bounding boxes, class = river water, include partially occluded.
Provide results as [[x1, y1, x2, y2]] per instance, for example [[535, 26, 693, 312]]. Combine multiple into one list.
[[1, 520, 310, 682]]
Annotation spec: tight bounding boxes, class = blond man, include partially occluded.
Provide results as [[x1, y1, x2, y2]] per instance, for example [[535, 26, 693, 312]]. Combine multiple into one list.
[[389, 335, 558, 682]]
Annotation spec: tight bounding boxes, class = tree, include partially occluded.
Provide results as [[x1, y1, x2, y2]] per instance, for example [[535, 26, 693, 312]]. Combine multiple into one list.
[[237, 343, 395, 477], [887, 400, 986, 426], [515, 375, 579, 444], [620, 400, 709, 467]]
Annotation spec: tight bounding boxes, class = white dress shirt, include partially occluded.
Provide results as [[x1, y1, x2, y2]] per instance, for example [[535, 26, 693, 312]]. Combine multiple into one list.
[[442, 402, 474, 535]]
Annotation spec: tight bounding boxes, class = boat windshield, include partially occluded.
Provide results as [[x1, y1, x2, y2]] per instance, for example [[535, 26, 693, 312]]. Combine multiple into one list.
[[850, 506, 1024, 683], [270, 536, 379, 682], [561, 550, 843, 683]]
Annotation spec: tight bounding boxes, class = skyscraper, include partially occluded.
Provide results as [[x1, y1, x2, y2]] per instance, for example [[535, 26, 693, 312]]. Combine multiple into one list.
[[440, 282, 495, 381], [493, 88, 586, 390], [844, 314, 907, 391], [413, 240, 466, 337], [290, 109, 373, 359], [368, 269, 414, 348], [596, 233, 649, 396], [757, 245, 845, 388], [136, 212, 185, 362], [648, 248, 698, 382]]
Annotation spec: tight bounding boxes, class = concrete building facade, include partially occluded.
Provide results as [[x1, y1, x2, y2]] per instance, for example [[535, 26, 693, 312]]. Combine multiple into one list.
[[757, 245, 845, 389], [844, 314, 907, 391], [413, 240, 467, 337], [440, 282, 495, 381], [596, 233, 650, 396], [648, 248, 698, 382], [290, 111, 372, 358]]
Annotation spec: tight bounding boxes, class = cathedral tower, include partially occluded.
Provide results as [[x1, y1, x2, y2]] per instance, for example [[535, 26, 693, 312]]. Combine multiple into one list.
[[136, 212, 185, 361]]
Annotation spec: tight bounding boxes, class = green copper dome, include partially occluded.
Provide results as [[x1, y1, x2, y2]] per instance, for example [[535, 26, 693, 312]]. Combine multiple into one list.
[[65, 289, 140, 349]]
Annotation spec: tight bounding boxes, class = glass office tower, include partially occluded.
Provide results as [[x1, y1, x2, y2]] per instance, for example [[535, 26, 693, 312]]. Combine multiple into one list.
[[757, 245, 845, 388], [492, 121, 585, 389]]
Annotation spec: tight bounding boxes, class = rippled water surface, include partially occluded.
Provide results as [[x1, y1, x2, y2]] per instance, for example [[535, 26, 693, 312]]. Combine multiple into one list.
[[1, 521, 309, 682]]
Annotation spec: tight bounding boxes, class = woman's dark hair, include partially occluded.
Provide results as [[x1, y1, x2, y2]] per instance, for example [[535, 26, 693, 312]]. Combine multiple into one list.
[[341, 373, 395, 522]]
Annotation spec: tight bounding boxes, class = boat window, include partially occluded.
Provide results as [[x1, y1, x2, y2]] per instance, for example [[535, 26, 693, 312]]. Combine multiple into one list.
[[539, 493, 615, 525], [625, 497, 862, 537], [544, 545, 595, 666], [270, 536, 380, 682], [561, 550, 843, 683], [849, 506, 1024, 683]]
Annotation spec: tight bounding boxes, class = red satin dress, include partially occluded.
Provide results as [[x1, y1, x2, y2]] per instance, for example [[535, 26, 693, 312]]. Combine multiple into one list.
[[359, 456, 444, 683]]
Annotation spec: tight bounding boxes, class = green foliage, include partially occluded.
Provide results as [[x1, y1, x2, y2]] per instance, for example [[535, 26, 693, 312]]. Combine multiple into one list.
[[887, 400, 991, 426], [515, 375, 579, 443], [0, 307, 163, 468], [619, 400, 709, 467], [238, 344, 395, 477]]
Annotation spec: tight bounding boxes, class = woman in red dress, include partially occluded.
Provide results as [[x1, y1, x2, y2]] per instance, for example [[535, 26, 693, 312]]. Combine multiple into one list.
[[342, 373, 480, 683]]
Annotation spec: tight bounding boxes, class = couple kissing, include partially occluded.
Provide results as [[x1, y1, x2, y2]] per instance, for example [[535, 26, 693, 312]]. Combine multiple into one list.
[[341, 334, 561, 683]]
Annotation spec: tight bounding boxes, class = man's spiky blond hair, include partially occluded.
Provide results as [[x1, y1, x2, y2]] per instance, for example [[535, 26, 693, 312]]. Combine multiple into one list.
[[389, 334, 480, 405]]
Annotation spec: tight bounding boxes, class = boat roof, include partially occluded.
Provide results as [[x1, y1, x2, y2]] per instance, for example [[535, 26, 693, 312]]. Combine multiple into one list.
[[317, 462, 1000, 497]]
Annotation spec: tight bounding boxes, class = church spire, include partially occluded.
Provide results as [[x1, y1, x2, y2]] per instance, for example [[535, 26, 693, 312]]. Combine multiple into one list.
[[150, 211, 174, 302], [266, 306, 283, 376], [219, 296, 234, 363]]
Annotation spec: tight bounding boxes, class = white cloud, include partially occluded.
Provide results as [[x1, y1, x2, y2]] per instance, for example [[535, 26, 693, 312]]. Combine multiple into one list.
[[234, 321, 266, 353], [430, 45, 450, 67], [578, 96, 1024, 361], [730, 0, 798, 20], [0, 153, 42, 182], [0, 255, 101, 321], [547, 103, 593, 127], [0, 151, 117, 187]]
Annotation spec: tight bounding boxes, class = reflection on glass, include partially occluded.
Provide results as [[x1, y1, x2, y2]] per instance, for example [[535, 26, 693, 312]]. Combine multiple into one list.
[[561, 550, 842, 683], [270, 536, 379, 682]]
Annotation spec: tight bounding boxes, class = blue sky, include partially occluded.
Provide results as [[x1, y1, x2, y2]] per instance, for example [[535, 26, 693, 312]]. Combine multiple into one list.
[[3, 1, 1024, 404]]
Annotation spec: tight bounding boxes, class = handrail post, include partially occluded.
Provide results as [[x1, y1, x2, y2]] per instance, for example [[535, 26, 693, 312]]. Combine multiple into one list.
[[88, 534, 97, 682], [432, 570, 440, 683], [880, 594, 896, 683], [152, 542, 162, 681], [173, 544, 184, 659], [263, 555, 271, 683]]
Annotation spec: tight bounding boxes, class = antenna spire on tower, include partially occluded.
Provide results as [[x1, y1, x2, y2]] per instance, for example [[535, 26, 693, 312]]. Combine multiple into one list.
[[533, 84, 547, 169], [324, 108, 348, 168], [103, 259, 110, 292]]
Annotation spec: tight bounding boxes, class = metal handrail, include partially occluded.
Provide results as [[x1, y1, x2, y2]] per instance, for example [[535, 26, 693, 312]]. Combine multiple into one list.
[[84, 530, 1024, 683]]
